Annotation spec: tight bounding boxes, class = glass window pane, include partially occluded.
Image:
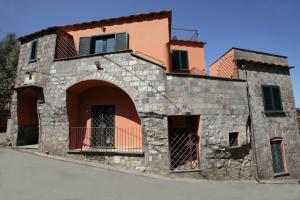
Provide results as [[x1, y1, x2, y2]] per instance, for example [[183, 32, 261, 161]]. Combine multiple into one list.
[[272, 87, 283, 111], [106, 38, 115, 52], [95, 39, 104, 53]]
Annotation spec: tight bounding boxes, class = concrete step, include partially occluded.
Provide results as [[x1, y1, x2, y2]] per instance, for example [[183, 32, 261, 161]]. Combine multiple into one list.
[[15, 144, 39, 149]]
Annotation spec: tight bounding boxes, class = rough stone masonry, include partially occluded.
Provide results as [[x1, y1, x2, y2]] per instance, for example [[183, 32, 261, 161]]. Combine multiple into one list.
[[6, 33, 300, 180]]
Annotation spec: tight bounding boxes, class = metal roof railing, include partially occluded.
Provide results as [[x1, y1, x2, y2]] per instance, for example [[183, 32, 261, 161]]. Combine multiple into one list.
[[171, 28, 199, 41]]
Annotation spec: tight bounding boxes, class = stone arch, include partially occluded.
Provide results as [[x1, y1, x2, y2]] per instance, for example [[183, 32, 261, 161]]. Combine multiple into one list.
[[66, 79, 142, 151], [64, 73, 138, 102]]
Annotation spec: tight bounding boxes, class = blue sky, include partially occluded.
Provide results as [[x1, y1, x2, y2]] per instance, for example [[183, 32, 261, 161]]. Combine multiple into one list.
[[1, 0, 299, 107]]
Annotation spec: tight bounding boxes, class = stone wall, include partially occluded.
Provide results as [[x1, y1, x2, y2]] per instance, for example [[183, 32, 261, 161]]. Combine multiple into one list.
[[10, 34, 57, 146], [234, 48, 288, 67], [8, 33, 255, 178], [165, 75, 253, 179], [238, 63, 300, 179], [40, 52, 170, 172], [9, 31, 171, 173], [9, 32, 300, 180], [11, 37, 255, 177]]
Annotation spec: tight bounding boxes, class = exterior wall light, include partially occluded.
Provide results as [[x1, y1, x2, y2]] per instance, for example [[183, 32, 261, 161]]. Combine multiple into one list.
[[24, 71, 35, 85], [100, 26, 106, 32], [95, 61, 103, 70], [25, 71, 32, 80]]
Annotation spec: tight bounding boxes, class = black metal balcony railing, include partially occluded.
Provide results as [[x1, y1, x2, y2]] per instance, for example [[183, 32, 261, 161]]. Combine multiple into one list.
[[171, 28, 199, 41], [69, 127, 142, 153]]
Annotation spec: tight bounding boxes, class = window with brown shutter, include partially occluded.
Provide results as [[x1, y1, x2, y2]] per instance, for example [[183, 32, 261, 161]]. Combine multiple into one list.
[[78, 32, 128, 56]]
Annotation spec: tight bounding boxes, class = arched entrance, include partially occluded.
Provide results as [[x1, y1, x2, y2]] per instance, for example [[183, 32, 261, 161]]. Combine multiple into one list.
[[16, 86, 43, 146], [67, 80, 142, 153]]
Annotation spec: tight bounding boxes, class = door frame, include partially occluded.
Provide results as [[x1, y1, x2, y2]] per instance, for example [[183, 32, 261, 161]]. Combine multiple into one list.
[[270, 137, 288, 175], [167, 115, 201, 171]]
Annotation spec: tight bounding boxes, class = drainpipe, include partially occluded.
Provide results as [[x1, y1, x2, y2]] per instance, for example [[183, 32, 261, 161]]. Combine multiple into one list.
[[242, 64, 260, 182], [37, 89, 45, 150], [37, 102, 42, 150]]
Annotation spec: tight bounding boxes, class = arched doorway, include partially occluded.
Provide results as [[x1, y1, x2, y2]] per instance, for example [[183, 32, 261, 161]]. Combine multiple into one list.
[[67, 80, 142, 153], [16, 87, 42, 146]]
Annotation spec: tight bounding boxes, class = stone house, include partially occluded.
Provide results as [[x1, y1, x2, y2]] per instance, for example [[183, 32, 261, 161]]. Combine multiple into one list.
[[7, 10, 300, 180]]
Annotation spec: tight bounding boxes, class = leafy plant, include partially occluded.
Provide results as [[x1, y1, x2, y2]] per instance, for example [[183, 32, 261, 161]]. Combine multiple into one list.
[[0, 33, 19, 118]]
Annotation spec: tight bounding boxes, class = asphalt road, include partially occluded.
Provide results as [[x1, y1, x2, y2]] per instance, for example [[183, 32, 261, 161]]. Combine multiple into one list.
[[0, 148, 299, 200]]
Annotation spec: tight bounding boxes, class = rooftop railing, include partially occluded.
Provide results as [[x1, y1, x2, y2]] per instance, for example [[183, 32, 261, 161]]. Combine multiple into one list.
[[171, 28, 199, 41]]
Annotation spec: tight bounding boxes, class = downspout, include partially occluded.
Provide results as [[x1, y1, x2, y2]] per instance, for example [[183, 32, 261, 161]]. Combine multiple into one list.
[[37, 89, 45, 151], [37, 102, 42, 149], [37, 105, 42, 149], [242, 64, 260, 182]]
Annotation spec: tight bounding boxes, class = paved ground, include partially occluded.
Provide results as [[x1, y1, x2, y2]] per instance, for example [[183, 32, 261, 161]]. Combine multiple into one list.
[[0, 148, 299, 200]]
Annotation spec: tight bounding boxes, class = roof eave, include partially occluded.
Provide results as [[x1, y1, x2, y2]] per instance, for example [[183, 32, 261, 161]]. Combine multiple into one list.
[[18, 10, 172, 43], [170, 39, 206, 46]]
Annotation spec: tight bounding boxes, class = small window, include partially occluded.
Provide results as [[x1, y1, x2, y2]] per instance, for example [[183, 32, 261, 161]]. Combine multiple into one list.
[[78, 32, 128, 56], [229, 132, 239, 147], [91, 34, 115, 54], [270, 138, 288, 175], [262, 85, 283, 112], [29, 40, 38, 62], [172, 50, 189, 70]]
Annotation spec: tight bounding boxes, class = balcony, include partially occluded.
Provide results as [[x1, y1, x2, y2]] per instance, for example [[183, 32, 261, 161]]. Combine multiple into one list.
[[171, 28, 199, 41], [54, 30, 130, 61], [69, 127, 143, 154]]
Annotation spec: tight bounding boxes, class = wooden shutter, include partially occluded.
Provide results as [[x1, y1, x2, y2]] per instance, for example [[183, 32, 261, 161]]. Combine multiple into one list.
[[30, 40, 38, 61], [262, 85, 283, 112], [272, 87, 283, 111], [180, 51, 188, 70], [172, 51, 180, 70], [79, 37, 91, 56], [262, 86, 273, 111], [115, 32, 128, 51]]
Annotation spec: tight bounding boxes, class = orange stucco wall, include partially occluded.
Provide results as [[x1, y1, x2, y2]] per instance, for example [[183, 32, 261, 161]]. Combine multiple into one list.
[[209, 49, 238, 78], [67, 81, 141, 149], [63, 16, 171, 70], [67, 92, 80, 128], [17, 88, 38, 126], [78, 86, 140, 128], [170, 42, 206, 75]]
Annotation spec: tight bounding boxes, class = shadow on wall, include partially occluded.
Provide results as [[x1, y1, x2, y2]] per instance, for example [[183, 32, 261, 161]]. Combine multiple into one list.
[[66, 80, 141, 128], [16, 88, 39, 146], [66, 80, 142, 150]]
